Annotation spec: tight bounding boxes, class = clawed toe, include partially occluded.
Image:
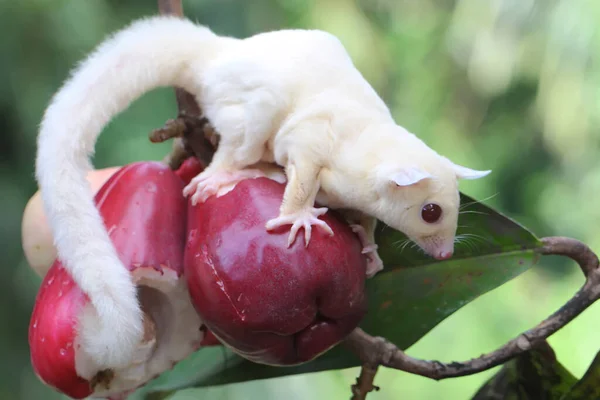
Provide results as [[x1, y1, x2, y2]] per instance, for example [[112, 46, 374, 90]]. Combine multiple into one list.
[[266, 207, 334, 247], [183, 168, 266, 205], [314, 218, 334, 236], [366, 255, 384, 278], [361, 243, 378, 254], [190, 188, 212, 205], [182, 176, 203, 198], [350, 224, 364, 234]]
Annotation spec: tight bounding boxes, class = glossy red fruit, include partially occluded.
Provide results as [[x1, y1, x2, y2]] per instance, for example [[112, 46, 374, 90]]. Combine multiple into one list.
[[29, 161, 205, 399], [174, 156, 205, 184], [184, 176, 368, 366], [175, 156, 223, 349]]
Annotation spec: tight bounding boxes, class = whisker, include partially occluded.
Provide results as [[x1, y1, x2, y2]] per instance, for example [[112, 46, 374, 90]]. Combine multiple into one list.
[[410, 242, 426, 256], [459, 210, 490, 216], [454, 232, 492, 252], [401, 240, 414, 252], [459, 192, 500, 210], [455, 233, 491, 249], [393, 238, 414, 253], [393, 237, 406, 245], [460, 233, 489, 243]]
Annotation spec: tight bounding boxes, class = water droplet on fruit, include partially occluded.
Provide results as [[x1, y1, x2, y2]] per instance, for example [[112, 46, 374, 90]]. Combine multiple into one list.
[[41, 337, 46, 343], [59, 348, 67, 356], [33, 320, 38, 329], [47, 277, 54, 286]]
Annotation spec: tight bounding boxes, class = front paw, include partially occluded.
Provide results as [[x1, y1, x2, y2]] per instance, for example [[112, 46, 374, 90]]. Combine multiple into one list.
[[266, 207, 334, 247]]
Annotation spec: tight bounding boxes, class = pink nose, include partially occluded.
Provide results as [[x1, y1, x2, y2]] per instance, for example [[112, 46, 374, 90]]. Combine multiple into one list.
[[435, 251, 453, 260]]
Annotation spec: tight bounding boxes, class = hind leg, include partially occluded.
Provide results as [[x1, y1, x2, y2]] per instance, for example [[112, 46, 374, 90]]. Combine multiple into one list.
[[341, 210, 383, 278], [350, 218, 383, 278]]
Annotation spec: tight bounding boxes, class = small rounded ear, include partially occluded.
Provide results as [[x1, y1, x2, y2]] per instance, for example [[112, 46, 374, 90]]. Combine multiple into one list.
[[452, 163, 491, 180], [390, 167, 433, 187]]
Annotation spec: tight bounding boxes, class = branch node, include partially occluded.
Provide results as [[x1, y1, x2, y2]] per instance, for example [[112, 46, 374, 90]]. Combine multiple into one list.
[[371, 336, 395, 366], [149, 118, 186, 143], [515, 334, 532, 351]]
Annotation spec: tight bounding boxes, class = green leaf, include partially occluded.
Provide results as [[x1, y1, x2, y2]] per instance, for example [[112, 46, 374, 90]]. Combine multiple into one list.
[[560, 350, 600, 400], [471, 341, 577, 400], [135, 193, 543, 398]]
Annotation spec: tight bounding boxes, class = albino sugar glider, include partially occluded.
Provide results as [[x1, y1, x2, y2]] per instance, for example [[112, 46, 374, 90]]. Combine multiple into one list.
[[35, 15, 490, 372]]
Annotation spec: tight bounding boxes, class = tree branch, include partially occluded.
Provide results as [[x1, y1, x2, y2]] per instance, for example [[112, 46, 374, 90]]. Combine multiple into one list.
[[153, 0, 217, 169], [344, 236, 600, 396]]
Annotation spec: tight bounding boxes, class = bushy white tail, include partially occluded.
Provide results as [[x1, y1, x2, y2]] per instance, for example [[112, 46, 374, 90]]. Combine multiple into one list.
[[35, 16, 221, 371]]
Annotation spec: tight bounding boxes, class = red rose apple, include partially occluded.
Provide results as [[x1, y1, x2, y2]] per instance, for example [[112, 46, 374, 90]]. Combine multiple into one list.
[[184, 175, 368, 366], [29, 161, 206, 399]]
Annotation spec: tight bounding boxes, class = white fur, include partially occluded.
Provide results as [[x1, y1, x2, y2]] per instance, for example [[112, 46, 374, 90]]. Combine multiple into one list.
[[36, 15, 490, 370], [35, 16, 225, 371], [390, 168, 434, 187]]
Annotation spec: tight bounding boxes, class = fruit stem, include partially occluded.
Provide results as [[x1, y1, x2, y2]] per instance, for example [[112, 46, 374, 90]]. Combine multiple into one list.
[[149, 0, 218, 171]]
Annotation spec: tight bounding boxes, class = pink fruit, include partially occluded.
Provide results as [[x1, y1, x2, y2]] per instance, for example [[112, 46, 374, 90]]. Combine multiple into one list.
[[174, 156, 205, 185], [29, 161, 206, 399], [184, 176, 368, 366], [21, 166, 121, 278]]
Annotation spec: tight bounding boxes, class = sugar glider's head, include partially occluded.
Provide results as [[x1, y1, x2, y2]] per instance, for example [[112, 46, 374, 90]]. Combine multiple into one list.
[[372, 153, 490, 261]]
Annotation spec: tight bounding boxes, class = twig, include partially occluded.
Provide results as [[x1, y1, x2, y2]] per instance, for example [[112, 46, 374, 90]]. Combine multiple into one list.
[[350, 364, 380, 400], [154, 0, 217, 169], [157, 0, 183, 15], [344, 236, 600, 395], [149, 113, 218, 167]]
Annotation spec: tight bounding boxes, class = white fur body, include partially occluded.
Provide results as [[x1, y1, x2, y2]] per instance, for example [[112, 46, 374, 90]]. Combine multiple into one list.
[[35, 16, 489, 373]]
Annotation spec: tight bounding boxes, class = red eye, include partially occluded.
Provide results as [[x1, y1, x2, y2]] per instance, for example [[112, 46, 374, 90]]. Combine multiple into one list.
[[421, 203, 442, 223]]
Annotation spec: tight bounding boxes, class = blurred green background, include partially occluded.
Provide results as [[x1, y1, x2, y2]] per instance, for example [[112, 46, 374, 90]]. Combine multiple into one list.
[[2, 0, 599, 399]]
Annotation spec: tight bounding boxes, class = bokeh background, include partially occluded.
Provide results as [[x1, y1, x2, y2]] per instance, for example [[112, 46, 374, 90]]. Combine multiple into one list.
[[1, 0, 599, 399]]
